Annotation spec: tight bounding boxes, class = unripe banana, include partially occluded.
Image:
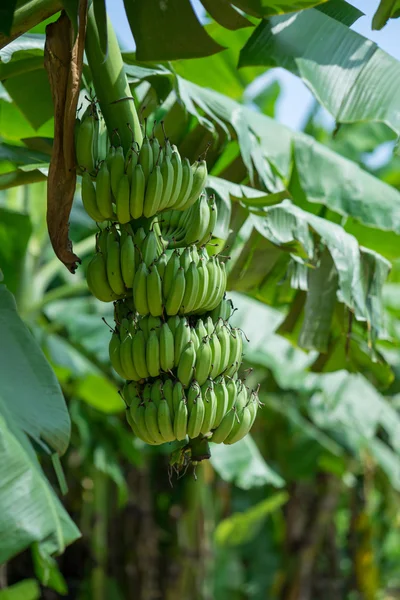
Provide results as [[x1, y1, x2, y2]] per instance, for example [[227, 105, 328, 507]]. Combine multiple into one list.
[[147, 265, 163, 317], [147, 315, 162, 331], [195, 337, 213, 386], [226, 378, 237, 411], [132, 262, 149, 315], [200, 380, 217, 434], [181, 261, 199, 314], [177, 340, 196, 387], [138, 134, 153, 180], [143, 165, 163, 218], [187, 383, 205, 439], [157, 399, 175, 442], [156, 252, 168, 280], [184, 194, 209, 246], [125, 146, 138, 183], [179, 247, 192, 272], [174, 318, 191, 367], [150, 136, 161, 166], [192, 258, 209, 312], [173, 381, 185, 414], [209, 333, 222, 378], [173, 399, 188, 441], [81, 171, 105, 221], [165, 266, 185, 316], [216, 321, 231, 374], [142, 230, 160, 267], [120, 334, 140, 380], [87, 252, 119, 302], [146, 329, 160, 378], [106, 145, 115, 171], [202, 257, 220, 311], [163, 378, 175, 419], [190, 245, 200, 265], [106, 231, 126, 296], [210, 408, 236, 444], [167, 315, 181, 336], [132, 328, 149, 379], [205, 316, 215, 336], [191, 327, 200, 352], [213, 377, 229, 428], [181, 159, 208, 211], [76, 109, 98, 172], [163, 250, 181, 299], [198, 197, 217, 246], [110, 146, 125, 199], [151, 380, 163, 406], [144, 401, 165, 444], [120, 235, 136, 288], [96, 160, 114, 219], [224, 406, 252, 445], [116, 173, 131, 224], [225, 329, 243, 377], [160, 322, 174, 372], [195, 319, 208, 341], [109, 331, 126, 378], [174, 157, 193, 210], [136, 404, 157, 444], [158, 155, 174, 211], [130, 164, 146, 219], [167, 149, 182, 209]]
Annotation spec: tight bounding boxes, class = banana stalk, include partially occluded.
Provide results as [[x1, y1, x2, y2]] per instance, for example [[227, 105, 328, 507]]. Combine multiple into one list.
[[85, 4, 142, 153]]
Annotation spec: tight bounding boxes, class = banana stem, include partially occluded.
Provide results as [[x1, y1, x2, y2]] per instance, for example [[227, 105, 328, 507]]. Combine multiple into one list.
[[188, 436, 211, 463], [85, 5, 142, 153]]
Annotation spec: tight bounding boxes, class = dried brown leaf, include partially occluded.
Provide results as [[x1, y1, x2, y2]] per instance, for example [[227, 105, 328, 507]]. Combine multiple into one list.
[[44, 4, 87, 273]]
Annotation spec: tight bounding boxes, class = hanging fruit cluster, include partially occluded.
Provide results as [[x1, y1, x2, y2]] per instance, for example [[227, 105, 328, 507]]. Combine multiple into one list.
[[75, 102, 260, 459]]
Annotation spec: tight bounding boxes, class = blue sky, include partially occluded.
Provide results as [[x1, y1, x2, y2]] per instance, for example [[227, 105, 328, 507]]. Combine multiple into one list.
[[106, 0, 400, 135]]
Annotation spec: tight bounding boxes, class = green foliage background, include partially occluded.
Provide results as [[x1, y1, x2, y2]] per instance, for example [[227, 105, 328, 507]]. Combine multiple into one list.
[[1, 0, 400, 598]]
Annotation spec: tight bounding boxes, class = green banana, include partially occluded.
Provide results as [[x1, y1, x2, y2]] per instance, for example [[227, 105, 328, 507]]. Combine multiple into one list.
[[180, 159, 208, 211], [76, 108, 98, 172], [174, 318, 191, 367], [200, 380, 217, 434], [210, 408, 236, 444], [82, 171, 105, 221], [142, 230, 160, 267], [130, 164, 146, 219], [165, 266, 186, 316], [110, 145, 125, 199], [174, 157, 193, 210], [96, 160, 114, 219], [156, 252, 168, 280], [120, 234, 136, 288], [157, 399, 175, 442], [226, 378, 237, 411], [147, 265, 163, 317], [109, 332, 126, 378], [174, 399, 188, 441], [160, 322, 174, 372], [224, 406, 252, 445], [158, 155, 174, 211], [106, 231, 126, 296], [138, 133, 153, 180], [195, 337, 212, 386], [87, 252, 119, 302], [163, 250, 181, 299], [209, 332, 222, 378], [132, 329, 149, 379], [192, 258, 209, 312], [146, 329, 160, 378], [173, 381, 185, 414], [181, 261, 199, 314], [187, 383, 205, 439], [143, 165, 163, 218], [116, 173, 131, 224], [136, 404, 157, 444], [177, 340, 196, 387], [120, 334, 140, 381], [167, 149, 182, 209], [144, 401, 165, 444], [132, 262, 149, 315], [163, 378, 175, 419], [213, 377, 229, 428]]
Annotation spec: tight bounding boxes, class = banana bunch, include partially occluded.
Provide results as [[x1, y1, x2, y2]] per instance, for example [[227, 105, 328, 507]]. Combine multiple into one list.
[[132, 246, 227, 317], [160, 193, 217, 249], [77, 118, 208, 223], [123, 376, 259, 446], [75, 102, 106, 175], [109, 313, 243, 385], [86, 226, 162, 302]]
